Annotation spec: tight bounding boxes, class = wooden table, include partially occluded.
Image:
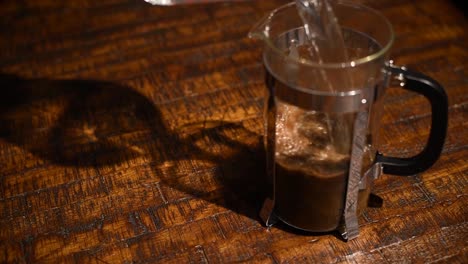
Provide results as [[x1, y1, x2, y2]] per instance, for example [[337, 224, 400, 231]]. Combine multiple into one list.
[[0, 0, 466, 263]]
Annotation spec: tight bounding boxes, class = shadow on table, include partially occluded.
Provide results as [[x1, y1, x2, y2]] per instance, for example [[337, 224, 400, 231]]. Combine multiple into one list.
[[0, 73, 266, 222], [451, 0, 467, 16]]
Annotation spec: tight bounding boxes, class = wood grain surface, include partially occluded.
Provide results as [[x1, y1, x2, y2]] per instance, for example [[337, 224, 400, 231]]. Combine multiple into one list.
[[0, 0, 466, 263]]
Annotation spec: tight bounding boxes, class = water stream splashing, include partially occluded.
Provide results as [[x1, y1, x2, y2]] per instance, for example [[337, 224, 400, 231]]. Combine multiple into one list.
[[295, 0, 351, 82], [292, 0, 355, 152]]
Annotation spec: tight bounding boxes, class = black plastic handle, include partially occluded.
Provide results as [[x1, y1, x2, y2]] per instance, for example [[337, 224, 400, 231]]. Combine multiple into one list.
[[376, 65, 448, 176]]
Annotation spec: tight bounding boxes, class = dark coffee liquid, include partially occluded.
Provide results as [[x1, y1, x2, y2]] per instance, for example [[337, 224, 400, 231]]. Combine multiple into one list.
[[275, 162, 347, 231]]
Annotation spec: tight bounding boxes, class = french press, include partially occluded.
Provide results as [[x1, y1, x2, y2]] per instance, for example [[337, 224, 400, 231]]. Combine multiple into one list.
[[249, 1, 448, 240]]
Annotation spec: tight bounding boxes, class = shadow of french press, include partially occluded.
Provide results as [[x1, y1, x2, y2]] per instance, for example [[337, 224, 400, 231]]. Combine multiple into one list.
[[0, 73, 165, 167], [0, 73, 267, 221]]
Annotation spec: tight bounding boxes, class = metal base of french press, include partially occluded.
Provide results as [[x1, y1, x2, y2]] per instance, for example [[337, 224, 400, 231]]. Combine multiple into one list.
[[259, 197, 357, 240], [259, 198, 278, 228], [259, 165, 384, 241], [338, 219, 359, 241]]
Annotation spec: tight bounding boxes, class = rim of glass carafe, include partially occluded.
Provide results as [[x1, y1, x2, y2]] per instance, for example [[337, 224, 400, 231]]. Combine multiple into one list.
[[250, 1, 395, 69]]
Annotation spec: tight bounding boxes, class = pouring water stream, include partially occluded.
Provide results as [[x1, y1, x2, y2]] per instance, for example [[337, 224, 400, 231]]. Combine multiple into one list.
[[295, 0, 354, 151]]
